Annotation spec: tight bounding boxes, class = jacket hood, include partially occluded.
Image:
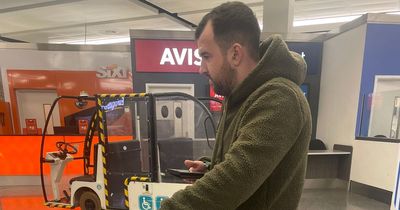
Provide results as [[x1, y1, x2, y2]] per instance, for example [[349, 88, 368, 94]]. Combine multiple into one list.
[[257, 35, 307, 85], [228, 34, 307, 106]]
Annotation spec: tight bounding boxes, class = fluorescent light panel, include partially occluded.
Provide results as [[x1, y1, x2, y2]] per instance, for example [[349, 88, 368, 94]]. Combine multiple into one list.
[[52, 37, 130, 45], [52, 11, 400, 44], [293, 15, 362, 27], [294, 10, 400, 27]]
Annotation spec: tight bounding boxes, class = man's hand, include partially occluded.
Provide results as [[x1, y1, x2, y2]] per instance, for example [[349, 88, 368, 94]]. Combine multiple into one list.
[[184, 160, 207, 172]]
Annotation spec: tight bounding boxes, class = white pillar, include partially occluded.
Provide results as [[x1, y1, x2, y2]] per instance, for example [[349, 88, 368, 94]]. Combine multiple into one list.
[[262, 0, 294, 33]]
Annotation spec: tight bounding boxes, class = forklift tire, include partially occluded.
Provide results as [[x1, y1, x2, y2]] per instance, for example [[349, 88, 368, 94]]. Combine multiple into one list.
[[79, 191, 101, 210]]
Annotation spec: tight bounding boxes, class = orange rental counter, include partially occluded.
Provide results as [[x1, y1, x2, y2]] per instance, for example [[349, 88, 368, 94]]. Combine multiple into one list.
[[0, 135, 132, 175]]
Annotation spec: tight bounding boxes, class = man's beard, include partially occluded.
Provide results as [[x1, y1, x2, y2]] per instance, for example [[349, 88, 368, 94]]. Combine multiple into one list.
[[212, 61, 235, 97]]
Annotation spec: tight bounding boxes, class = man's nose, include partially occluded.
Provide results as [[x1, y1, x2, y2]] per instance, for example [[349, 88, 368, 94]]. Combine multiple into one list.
[[199, 61, 207, 74]]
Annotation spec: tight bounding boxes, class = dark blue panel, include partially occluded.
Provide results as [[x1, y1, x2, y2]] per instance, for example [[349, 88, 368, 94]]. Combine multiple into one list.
[[356, 23, 400, 136], [287, 42, 323, 75]]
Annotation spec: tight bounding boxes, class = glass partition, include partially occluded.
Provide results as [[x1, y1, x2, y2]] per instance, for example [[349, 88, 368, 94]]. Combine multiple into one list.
[[359, 89, 400, 139], [153, 95, 219, 182], [390, 97, 400, 139]]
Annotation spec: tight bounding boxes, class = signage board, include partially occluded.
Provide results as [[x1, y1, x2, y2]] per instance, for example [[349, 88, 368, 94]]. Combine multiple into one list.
[[134, 40, 200, 73]]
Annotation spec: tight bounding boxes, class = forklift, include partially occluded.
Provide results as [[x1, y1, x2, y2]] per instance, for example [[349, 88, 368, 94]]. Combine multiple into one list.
[[40, 92, 221, 210]]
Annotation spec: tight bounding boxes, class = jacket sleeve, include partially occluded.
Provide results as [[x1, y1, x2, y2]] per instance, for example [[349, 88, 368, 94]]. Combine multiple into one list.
[[160, 84, 305, 210]]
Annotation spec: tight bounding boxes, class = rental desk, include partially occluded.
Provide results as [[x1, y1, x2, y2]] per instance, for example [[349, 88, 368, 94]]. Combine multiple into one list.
[[306, 145, 353, 180]]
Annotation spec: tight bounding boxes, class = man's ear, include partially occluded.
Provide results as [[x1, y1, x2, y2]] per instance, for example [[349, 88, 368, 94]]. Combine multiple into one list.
[[229, 43, 243, 66]]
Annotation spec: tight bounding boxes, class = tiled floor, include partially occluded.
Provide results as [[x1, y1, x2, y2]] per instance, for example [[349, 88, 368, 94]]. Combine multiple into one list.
[[299, 189, 390, 210], [0, 186, 390, 210], [0, 186, 78, 210]]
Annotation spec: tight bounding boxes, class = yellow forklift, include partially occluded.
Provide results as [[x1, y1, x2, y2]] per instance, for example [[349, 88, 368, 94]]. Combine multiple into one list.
[[40, 92, 221, 210]]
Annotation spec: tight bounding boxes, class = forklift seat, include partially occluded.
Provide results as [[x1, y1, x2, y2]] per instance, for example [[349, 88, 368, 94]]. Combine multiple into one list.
[[69, 175, 95, 184]]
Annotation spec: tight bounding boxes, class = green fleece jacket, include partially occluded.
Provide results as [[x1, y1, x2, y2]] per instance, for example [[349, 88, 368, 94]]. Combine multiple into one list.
[[161, 35, 312, 210]]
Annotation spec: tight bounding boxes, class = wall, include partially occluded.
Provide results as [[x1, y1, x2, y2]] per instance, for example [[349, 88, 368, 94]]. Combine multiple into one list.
[[133, 72, 209, 97], [351, 23, 400, 192], [352, 140, 399, 191], [318, 20, 400, 192], [0, 49, 131, 102], [316, 24, 366, 149], [7, 69, 133, 133], [357, 23, 400, 137], [0, 48, 132, 134], [16, 90, 60, 134]]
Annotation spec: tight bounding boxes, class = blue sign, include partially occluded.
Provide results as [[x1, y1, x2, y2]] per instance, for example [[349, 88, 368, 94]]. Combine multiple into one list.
[[300, 84, 309, 99], [101, 98, 124, 111], [155, 196, 168, 209], [139, 195, 153, 210]]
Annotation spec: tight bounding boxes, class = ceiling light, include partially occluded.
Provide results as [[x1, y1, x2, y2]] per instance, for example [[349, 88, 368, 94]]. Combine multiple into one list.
[[386, 11, 400, 15], [293, 15, 362, 27], [51, 37, 131, 45]]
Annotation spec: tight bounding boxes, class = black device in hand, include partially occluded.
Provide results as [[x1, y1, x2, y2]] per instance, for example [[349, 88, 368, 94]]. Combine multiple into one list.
[[166, 168, 205, 179]]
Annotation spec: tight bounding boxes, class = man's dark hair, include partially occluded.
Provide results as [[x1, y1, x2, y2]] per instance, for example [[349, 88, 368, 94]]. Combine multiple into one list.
[[195, 1, 260, 61]]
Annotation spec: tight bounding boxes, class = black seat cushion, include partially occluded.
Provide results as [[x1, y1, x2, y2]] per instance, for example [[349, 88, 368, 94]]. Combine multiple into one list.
[[69, 175, 95, 184], [309, 139, 327, 150]]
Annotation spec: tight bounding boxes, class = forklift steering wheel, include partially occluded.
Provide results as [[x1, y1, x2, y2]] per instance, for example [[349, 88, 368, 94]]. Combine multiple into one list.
[[56, 141, 78, 155]]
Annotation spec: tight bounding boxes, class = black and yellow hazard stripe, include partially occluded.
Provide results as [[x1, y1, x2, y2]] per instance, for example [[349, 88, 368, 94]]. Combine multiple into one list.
[[96, 93, 148, 208], [123, 176, 150, 208], [86, 113, 97, 142], [96, 96, 110, 208], [84, 113, 98, 174], [99, 93, 147, 98], [44, 202, 74, 209]]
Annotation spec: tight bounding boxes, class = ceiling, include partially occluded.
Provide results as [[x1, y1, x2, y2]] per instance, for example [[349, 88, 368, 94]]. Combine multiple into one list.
[[0, 0, 399, 44]]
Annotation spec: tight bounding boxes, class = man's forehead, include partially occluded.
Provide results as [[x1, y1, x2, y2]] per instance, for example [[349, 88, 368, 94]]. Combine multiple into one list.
[[200, 21, 213, 40], [196, 21, 214, 49]]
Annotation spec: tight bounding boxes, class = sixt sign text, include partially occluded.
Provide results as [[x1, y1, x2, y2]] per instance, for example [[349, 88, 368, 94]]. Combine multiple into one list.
[[96, 65, 128, 79]]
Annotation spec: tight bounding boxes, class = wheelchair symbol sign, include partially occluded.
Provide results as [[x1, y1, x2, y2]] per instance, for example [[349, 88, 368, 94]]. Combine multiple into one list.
[[139, 195, 153, 210]]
